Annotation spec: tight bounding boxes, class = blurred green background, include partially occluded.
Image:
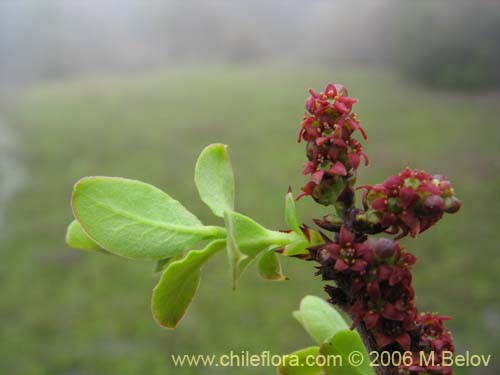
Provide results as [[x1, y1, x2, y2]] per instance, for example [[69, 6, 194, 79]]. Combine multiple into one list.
[[0, 2, 499, 375]]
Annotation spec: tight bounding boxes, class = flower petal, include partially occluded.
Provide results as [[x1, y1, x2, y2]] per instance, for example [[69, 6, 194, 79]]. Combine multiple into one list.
[[334, 258, 349, 272], [311, 170, 325, 184], [324, 83, 337, 98], [329, 161, 347, 176], [396, 333, 411, 351], [348, 152, 361, 170], [339, 226, 354, 245], [364, 311, 380, 329]]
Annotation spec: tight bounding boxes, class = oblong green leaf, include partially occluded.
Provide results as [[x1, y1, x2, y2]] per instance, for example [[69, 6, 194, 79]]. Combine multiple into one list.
[[294, 295, 349, 344], [258, 250, 288, 281], [65, 220, 107, 253], [224, 211, 298, 288], [277, 346, 322, 375], [225, 211, 296, 255], [195, 144, 235, 217], [154, 269, 201, 328], [72, 177, 225, 259], [151, 240, 225, 328], [285, 190, 302, 235], [320, 330, 373, 375]]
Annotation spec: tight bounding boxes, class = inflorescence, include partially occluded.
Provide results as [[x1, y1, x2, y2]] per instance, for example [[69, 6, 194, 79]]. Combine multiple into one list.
[[297, 83, 460, 375]]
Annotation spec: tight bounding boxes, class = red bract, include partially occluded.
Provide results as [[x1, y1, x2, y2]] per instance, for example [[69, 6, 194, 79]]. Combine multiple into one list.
[[360, 168, 461, 238], [297, 83, 368, 204]]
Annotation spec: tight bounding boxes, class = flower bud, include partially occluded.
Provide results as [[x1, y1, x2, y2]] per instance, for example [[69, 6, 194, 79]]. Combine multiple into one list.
[[305, 95, 316, 113], [313, 214, 343, 231], [311, 177, 344, 206], [306, 141, 319, 161], [374, 238, 397, 258], [423, 195, 445, 213], [365, 210, 381, 225], [444, 196, 461, 213]]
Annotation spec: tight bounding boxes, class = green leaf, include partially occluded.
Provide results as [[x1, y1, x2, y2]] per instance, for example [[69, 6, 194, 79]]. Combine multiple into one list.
[[258, 250, 288, 281], [320, 330, 373, 375], [195, 144, 235, 218], [293, 295, 349, 344], [224, 211, 298, 288], [151, 240, 225, 328], [282, 238, 310, 257], [154, 253, 185, 273], [282, 229, 323, 257], [223, 211, 249, 289], [277, 346, 323, 375], [285, 190, 302, 235], [72, 177, 225, 260], [226, 211, 297, 255], [154, 258, 173, 273], [65, 220, 107, 253], [292, 310, 305, 326]]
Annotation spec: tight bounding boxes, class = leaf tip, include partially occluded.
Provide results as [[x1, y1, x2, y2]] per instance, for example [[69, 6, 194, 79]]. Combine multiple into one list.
[[151, 289, 184, 330], [70, 176, 100, 214]]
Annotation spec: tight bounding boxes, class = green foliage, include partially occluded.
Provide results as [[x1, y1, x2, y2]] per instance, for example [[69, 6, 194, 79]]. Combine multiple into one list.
[[195, 143, 235, 217], [282, 229, 323, 257], [283, 296, 373, 375], [224, 210, 281, 287], [65, 220, 106, 253], [225, 211, 297, 256], [277, 346, 322, 375], [258, 250, 288, 281], [154, 255, 184, 273], [285, 191, 302, 235], [320, 330, 373, 375], [223, 210, 250, 288], [66, 144, 314, 327], [224, 210, 302, 287], [293, 295, 349, 344], [72, 176, 225, 259], [151, 240, 225, 328]]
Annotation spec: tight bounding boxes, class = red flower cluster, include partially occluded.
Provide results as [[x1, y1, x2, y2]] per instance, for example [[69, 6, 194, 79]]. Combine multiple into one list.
[[360, 168, 461, 238], [297, 83, 368, 204], [400, 313, 454, 375], [311, 228, 454, 374], [311, 228, 417, 350], [296, 82, 459, 375]]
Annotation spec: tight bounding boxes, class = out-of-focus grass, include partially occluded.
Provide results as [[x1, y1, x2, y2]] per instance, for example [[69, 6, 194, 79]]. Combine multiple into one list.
[[1, 65, 499, 375]]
